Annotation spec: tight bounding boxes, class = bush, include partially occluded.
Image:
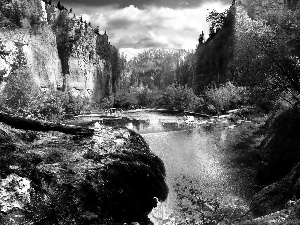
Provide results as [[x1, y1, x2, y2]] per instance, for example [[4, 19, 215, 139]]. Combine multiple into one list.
[[0, 68, 95, 121], [1, 68, 38, 110], [114, 84, 203, 112], [204, 81, 248, 114], [114, 91, 139, 109], [159, 84, 202, 112], [99, 95, 115, 109], [247, 85, 279, 113]]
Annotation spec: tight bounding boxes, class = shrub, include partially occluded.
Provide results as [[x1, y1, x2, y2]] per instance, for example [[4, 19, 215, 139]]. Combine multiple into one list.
[[1, 68, 38, 110], [131, 85, 163, 108], [159, 84, 201, 112], [114, 91, 139, 109], [0, 68, 96, 121], [247, 85, 279, 113], [114, 84, 203, 112], [99, 95, 115, 109], [205, 81, 248, 114]]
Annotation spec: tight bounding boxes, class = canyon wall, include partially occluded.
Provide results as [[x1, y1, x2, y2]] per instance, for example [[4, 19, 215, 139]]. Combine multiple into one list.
[[0, 0, 116, 104], [0, 27, 63, 92]]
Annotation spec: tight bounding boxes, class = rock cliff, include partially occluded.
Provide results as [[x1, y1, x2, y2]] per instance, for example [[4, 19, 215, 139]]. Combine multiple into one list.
[[0, 0, 118, 104]]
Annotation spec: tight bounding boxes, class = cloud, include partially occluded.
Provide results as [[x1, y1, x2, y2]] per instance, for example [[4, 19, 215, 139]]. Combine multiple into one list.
[[52, 0, 232, 9], [102, 3, 230, 49], [50, 0, 231, 57]]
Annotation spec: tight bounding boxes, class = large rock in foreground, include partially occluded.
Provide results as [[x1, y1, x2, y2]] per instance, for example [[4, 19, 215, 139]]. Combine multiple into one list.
[[0, 122, 168, 224]]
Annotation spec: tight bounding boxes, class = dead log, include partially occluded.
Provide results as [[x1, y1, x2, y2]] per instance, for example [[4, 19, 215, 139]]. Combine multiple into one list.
[[0, 112, 94, 136]]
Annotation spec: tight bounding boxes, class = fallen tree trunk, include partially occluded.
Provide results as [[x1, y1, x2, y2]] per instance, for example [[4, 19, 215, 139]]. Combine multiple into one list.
[[0, 112, 94, 136]]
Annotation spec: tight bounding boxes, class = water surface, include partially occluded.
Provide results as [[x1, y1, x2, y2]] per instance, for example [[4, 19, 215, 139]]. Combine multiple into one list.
[[123, 111, 252, 223]]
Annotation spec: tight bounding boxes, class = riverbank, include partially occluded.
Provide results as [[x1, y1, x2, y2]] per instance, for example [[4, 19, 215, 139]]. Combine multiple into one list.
[[0, 120, 168, 224]]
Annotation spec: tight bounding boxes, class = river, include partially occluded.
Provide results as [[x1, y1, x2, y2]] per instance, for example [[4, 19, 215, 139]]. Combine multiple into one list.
[[122, 110, 254, 224], [77, 110, 256, 224]]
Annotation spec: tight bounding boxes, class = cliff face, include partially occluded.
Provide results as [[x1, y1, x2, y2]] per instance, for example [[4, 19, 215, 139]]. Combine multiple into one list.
[[193, 6, 235, 93], [0, 27, 63, 91], [0, 0, 115, 104], [46, 4, 114, 102]]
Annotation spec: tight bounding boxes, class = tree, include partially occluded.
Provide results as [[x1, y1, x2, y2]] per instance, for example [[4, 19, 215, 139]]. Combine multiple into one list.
[[128, 49, 192, 89], [206, 9, 228, 38], [234, 5, 300, 106], [198, 31, 204, 44]]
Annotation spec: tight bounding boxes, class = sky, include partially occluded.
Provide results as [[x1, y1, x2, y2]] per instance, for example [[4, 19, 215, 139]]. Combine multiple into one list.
[[50, 0, 232, 59]]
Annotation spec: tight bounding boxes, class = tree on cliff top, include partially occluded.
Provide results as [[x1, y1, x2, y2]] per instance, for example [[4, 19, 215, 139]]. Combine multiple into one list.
[[206, 9, 229, 39]]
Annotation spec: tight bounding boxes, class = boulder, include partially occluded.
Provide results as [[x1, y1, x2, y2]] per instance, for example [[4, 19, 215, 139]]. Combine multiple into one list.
[[0, 122, 168, 224]]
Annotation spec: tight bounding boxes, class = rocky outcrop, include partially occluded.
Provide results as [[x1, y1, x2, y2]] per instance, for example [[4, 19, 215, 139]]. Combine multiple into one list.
[[0, 0, 119, 104], [0, 121, 168, 224], [47, 5, 114, 102]]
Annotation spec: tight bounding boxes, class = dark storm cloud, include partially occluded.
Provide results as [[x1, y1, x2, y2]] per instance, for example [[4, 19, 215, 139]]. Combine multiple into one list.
[[53, 0, 232, 9]]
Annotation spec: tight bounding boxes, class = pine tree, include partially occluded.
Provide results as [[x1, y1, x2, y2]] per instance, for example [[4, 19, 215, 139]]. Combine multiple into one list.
[[198, 31, 204, 44], [94, 26, 99, 34]]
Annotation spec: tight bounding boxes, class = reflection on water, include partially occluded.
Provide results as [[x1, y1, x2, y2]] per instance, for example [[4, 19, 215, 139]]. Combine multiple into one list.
[[143, 130, 225, 207]]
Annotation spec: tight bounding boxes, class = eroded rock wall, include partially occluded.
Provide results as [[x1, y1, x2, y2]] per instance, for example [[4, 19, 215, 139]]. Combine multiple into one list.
[[45, 4, 113, 103], [0, 0, 115, 103], [0, 27, 63, 92]]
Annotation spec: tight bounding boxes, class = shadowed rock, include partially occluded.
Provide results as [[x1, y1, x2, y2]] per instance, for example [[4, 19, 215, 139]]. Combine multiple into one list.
[[0, 122, 168, 224]]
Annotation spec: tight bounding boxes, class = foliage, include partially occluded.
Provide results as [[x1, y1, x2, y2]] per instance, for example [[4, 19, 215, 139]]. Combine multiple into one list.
[[99, 95, 115, 109], [206, 9, 229, 38], [0, 0, 43, 30], [1, 68, 38, 111], [205, 81, 248, 114], [114, 90, 139, 109], [160, 84, 203, 112], [114, 83, 203, 112], [0, 68, 94, 121], [234, 5, 300, 107], [127, 49, 194, 89], [151, 175, 251, 225]]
